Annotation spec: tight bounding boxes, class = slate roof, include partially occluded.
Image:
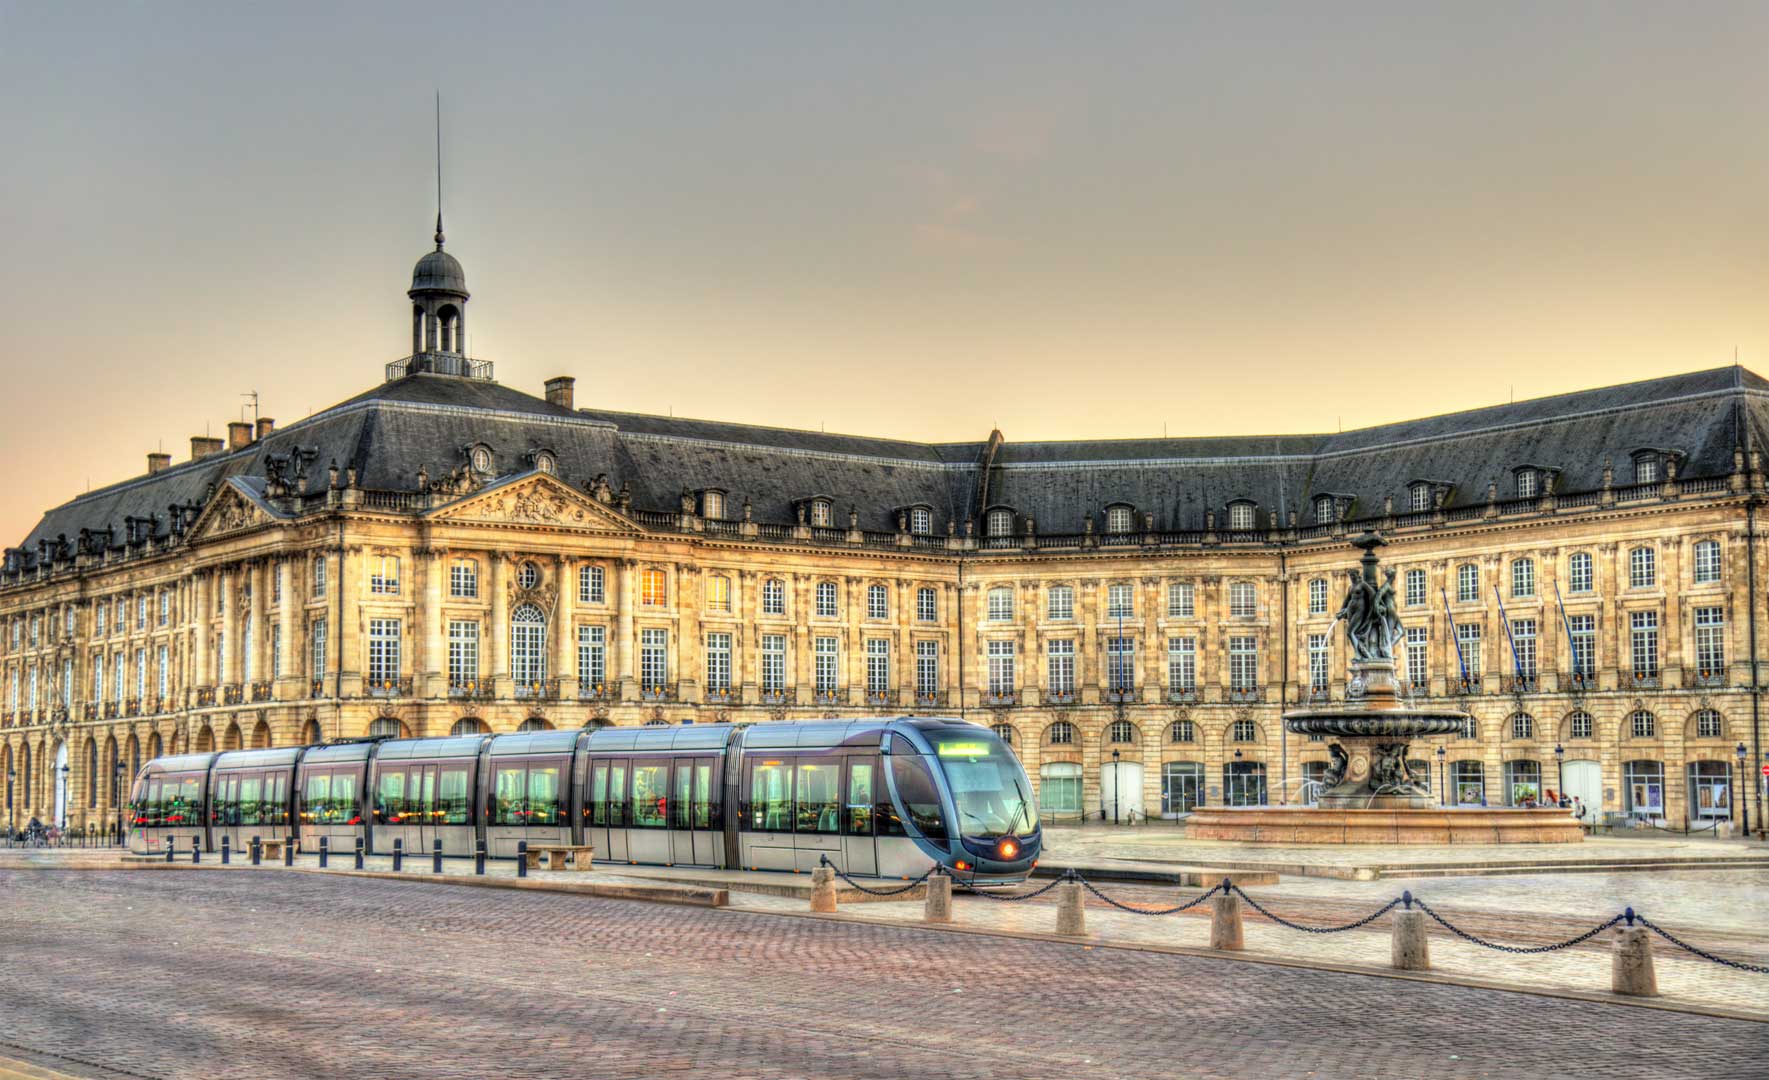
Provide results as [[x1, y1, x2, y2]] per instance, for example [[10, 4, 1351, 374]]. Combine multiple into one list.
[[15, 364, 1769, 562]]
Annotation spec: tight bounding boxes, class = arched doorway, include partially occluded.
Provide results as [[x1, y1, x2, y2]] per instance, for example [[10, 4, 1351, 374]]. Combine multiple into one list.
[[1099, 757, 1144, 822], [53, 741, 69, 829]]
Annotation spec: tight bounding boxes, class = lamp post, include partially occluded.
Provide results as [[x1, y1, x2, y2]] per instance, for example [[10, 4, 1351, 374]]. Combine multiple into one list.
[[1737, 742, 1750, 838], [112, 758, 125, 844], [5, 767, 14, 839], [57, 763, 70, 832], [1436, 745, 1446, 806], [1111, 749, 1121, 825], [1554, 743, 1565, 808], [1232, 747, 1244, 806]]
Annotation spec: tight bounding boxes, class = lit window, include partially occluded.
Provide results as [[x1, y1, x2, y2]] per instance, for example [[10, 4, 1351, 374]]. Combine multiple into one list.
[[369, 556, 400, 595], [705, 575, 731, 613], [640, 569, 667, 607]]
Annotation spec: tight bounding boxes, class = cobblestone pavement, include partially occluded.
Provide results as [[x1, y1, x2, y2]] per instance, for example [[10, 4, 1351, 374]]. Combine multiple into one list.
[[3, 871, 1767, 1080]]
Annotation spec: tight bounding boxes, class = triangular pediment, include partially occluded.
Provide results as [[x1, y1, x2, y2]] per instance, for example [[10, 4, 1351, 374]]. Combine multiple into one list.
[[187, 479, 283, 543], [426, 471, 642, 533]]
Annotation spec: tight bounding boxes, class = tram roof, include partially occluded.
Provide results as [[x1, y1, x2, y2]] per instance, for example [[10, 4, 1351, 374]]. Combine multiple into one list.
[[213, 748, 303, 770]]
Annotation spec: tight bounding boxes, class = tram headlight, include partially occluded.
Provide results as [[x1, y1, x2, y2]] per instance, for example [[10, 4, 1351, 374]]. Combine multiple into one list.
[[998, 839, 1019, 859]]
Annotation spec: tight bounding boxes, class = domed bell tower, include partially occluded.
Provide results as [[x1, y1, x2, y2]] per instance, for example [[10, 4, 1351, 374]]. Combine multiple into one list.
[[409, 213, 469, 367]]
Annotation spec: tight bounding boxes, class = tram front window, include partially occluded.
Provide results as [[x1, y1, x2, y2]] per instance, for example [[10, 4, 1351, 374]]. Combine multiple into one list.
[[931, 736, 1038, 840], [889, 752, 947, 841]]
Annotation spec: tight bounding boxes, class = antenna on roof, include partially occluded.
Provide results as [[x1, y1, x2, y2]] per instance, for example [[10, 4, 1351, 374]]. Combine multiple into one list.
[[241, 390, 259, 426]]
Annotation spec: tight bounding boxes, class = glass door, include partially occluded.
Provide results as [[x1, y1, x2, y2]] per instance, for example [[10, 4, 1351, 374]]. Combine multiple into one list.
[[842, 757, 878, 876], [1161, 762, 1203, 816]]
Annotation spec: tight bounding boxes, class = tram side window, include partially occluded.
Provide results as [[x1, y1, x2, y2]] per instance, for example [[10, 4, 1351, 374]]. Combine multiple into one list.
[[607, 763, 627, 828], [264, 773, 288, 827], [846, 762, 875, 835], [671, 763, 693, 829], [165, 775, 202, 826], [796, 761, 839, 834], [530, 762, 564, 826], [493, 764, 527, 825], [210, 775, 236, 826], [747, 760, 793, 832], [631, 761, 669, 828], [889, 752, 948, 842], [589, 762, 609, 826], [437, 766, 471, 825], [377, 769, 408, 824], [137, 777, 162, 827], [693, 761, 716, 829], [238, 775, 263, 826], [303, 773, 331, 824], [332, 773, 359, 825]]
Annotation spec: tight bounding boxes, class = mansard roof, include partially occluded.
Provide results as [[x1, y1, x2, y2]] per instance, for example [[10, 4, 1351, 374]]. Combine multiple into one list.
[[14, 364, 1769, 562]]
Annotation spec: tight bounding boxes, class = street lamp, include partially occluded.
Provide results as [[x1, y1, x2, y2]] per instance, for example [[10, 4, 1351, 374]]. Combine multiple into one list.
[[1737, 743, 1750, 838], [1554, 743, 1565, 808], [1111, 749, 1121, 826], [112, 757, 125, 844], [1436, 745, 1446, 806], [58, 763, 70, 832], [5, 767, 14, 839]]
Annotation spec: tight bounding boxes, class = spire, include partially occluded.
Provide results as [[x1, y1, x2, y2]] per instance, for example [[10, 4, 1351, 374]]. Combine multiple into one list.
[[433, 90, 445, 249]]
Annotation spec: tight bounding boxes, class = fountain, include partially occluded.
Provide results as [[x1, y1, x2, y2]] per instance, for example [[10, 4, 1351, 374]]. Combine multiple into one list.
[[1187, 534, 1584, 844]]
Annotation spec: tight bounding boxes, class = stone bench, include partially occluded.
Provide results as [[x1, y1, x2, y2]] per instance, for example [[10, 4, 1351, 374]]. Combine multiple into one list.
[[260, 838, 290, 861], [526, 844, 594, 871]]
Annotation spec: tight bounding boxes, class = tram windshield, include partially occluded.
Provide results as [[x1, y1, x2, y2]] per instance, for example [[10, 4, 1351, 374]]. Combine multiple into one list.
[[930, 734, 1039, 839]]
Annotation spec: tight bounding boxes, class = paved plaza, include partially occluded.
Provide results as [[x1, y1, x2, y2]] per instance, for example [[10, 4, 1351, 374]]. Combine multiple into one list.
[[3, 865, 1767, 1080]]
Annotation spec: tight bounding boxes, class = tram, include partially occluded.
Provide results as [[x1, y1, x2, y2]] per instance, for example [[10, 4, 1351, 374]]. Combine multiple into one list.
[[128, 718, 1041, 883]]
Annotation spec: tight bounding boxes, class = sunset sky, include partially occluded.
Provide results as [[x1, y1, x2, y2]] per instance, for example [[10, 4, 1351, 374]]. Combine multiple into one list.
[[2, 3, 1767, 544]]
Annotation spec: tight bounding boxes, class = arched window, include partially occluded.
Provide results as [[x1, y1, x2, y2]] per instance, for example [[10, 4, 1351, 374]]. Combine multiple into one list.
[[1629, 546, 1656, 588], [1231, 719, 1257, 743], [986, 509, 1015, 537], [251, 720, 271, 749], [643, 718, 671, 727], [1227, 502, 1255, 531], [510, 603, 547, 687], [762, 578, 786, 616], [450, 718, 486, 737], [1629, 710, 1656, 739], [367, 718, 403, 739], [1515, 469, 1538, 498], [701, 490, 724, 520], [1565, 710, 1593, 740], [295, 723, 316, 748], [987, 587, 1014, 621], [867, 584, 888, 620], [1456, 564, 1479, 602], [1168, 719, 1195, 743], [990, 723, 1014, 745], [1046, 721, 1076, 746], [1693, 709, 1724, 739], [1106, 506, 1134, 534], [808, 499, 832, 527], [910, 507, 933, 535], [1692, 540, 1722, 584], [1510, 558, 1535, 598], [20, 745, 30, 805], [705, 575, 731, 613], [1107, 720, 1136, 744], [1510, 713, 1534, 740], [517, 718, 552, 732]]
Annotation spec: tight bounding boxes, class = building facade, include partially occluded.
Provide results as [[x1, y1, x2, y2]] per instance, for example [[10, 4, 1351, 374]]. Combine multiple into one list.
[[4, 228, 1766, 835]]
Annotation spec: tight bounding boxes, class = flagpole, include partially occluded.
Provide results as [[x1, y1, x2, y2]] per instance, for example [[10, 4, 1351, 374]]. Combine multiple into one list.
[[1553, 580, 1582, 689], [1442, 587, 1470, 691], [1494, 585, 1526, 689]]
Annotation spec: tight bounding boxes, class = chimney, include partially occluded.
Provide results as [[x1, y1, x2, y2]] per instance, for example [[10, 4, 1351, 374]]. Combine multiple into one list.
[[146, 452, 171, 475], [190, 436, 225, 460], [544, 376, 575, 410], [256, 417, 275, 440], [227, 421, 253, 451]]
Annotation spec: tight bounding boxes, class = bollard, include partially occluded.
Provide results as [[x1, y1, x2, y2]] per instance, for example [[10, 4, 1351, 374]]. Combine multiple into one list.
[[318, 835, 328, 868], [1054, 877, 1086, 936], [517, 840, 528, 878], [251, 835, 262, 866], [191, 836, 201, 865], [283, 837, 295, 866], [809, 863, 838, 913], [1209, 882, 1244, 951], [354, 836, 364, 870], [433, 837, 443, 874], [474, 838, 486, 876], [165, 838, 174, 863], [1612, 910, 1658, 997], [221, 835, 231, 865], [1391, 894, 1429, 971], [392, 838, 403, 873], [924, 867, 953, 924]]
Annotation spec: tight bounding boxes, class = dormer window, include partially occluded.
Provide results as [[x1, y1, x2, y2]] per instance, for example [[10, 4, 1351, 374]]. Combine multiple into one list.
[[1634, 456, 1658, 485], [986, 508, 1015, 537], [1105, 505, 1134, 534], [468, 444, 494, 476], [701, 490, 725, 520], [1314, 495, 1334, 524], [909, 507, 933, 535], [808, 499, 832, 527], [533, 450, 556, 476], [1515, 469, 1537, 499], [1227, 501, 1255, 531], [1409, 483, 1432, 512]]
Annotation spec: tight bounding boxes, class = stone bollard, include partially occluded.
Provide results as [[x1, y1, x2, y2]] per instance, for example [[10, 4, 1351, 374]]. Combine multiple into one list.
[[283, 838, 295, 867], [250, 835, 262, 866], [924, 869, 953, 924], [392, 837, 403, 873], [1391, 896, 1429, 971], [318, 836, 328, 869], [354, 836, 365, 870], [1612, 912, 1658, 997], [474, 838, 487, 876], [1055, 879, 1086, 936], [517, 840, 528, 878], [433, 838, 443, 874], [191, 836, 201, 865], [810, 863, 838, 913], [221, 835, 230, 865], [1209, 884, 1244, 951]]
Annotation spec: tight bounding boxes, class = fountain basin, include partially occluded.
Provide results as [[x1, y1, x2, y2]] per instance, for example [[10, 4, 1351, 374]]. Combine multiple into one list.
[[1185, 805, 1585, 845]]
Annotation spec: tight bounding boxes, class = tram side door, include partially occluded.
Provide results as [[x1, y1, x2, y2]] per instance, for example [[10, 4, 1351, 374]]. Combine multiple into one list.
[[667, 756, 721, 867], [411, 764, 437, 857], [590, 758, 629, 862], [842, 756, 878, 877]]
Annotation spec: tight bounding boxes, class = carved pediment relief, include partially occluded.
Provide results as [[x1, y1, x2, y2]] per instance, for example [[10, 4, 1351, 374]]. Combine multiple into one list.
[[426, 473, 641, 533], [188, 481, 278, 543]]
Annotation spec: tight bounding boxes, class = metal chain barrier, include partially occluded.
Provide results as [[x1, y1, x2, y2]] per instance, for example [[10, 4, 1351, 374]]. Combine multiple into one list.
[[820, 858, 935, 897], [1229, 883, 1401, 933], [1081, 877, 1223, 916], [954, 873, 1071, 902], [1635, 914, 1769, 974], [1412, 897, 1622, 954]]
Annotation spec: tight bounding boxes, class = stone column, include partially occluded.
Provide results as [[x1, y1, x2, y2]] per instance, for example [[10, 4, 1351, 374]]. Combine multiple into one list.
[[220, 567, 240, 688], [489, 554, 510, 698], [555, 555, 576, 697], [617, 559, 637, 699], [248, 561, 267, 686], [846, 577, 864, 705], [192, 572, 211, 690], [424, 550, 445, 697], [338, 549, 363, 696], [276, 560, 297, 694]]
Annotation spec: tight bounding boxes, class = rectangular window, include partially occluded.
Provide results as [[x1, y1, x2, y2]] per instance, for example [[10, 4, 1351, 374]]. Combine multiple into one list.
[[1511, 560, 1535, 598], [1510, 620, 1536, 677], [112, 652, 123, 704], [815, 582, 838, 618], [1568, 614, 1595, 679], [92, 654, 104, 703], [579, 564, 605, 604], [1631, 610, 1659, 678], [915, 640, 938, 696], [367, 619, 401, 686], [369, 556, 400, 595], [1568, 553, 1593, 593], [987, 640, 1015, 694], [448, 621, 480, 688], [1694, 607, 1725, 674], [641, 569, 667, 607], [1630, 547, 1656, 589], [94, 606, 105, 638], [1405, 626, 1428, 687], [1167, 637, 1196, 692], [156, 645, 169, 699], [916, 587, 936, 622], [867, 587, 888, 620], [313, 556, 327, 594], [1048, 639, 1076, 695], [1308, 633, 1330, 692], [865, 639, 889, 692], [1308, 579, 1327, 616], [640, 628, 669, 690], [1456, 623, 1481, 680], [1456, 565, 1479, 603], [64, 658, 75, 708], [761, 634, 786, 692], [1167, 583, 1193, 618], [814, 636, 839, 692], [1106, 637, 1135, 691], [706, 632, 732, 692], [1047, 585, 1074, 620], [136, 595, 147, 630], [1228, 636, 1257, 691], [763, 579, 786, 616], [311, 618, 327, 681], [1229, 582, 1256, 618], [159, 590, 170, 626], [133, 649, 145, 703], [988, 588, 1014, 621], [1693, 542, 1722, 584], [449, 560, 478, 599], [271, 625, 282, 679], [577, 625, 607, 690], [1107, 583, 1133, 619]]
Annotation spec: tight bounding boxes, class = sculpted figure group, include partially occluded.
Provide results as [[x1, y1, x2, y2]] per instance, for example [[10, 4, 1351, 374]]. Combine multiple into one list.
[[1336, 564, 1404, 664]]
